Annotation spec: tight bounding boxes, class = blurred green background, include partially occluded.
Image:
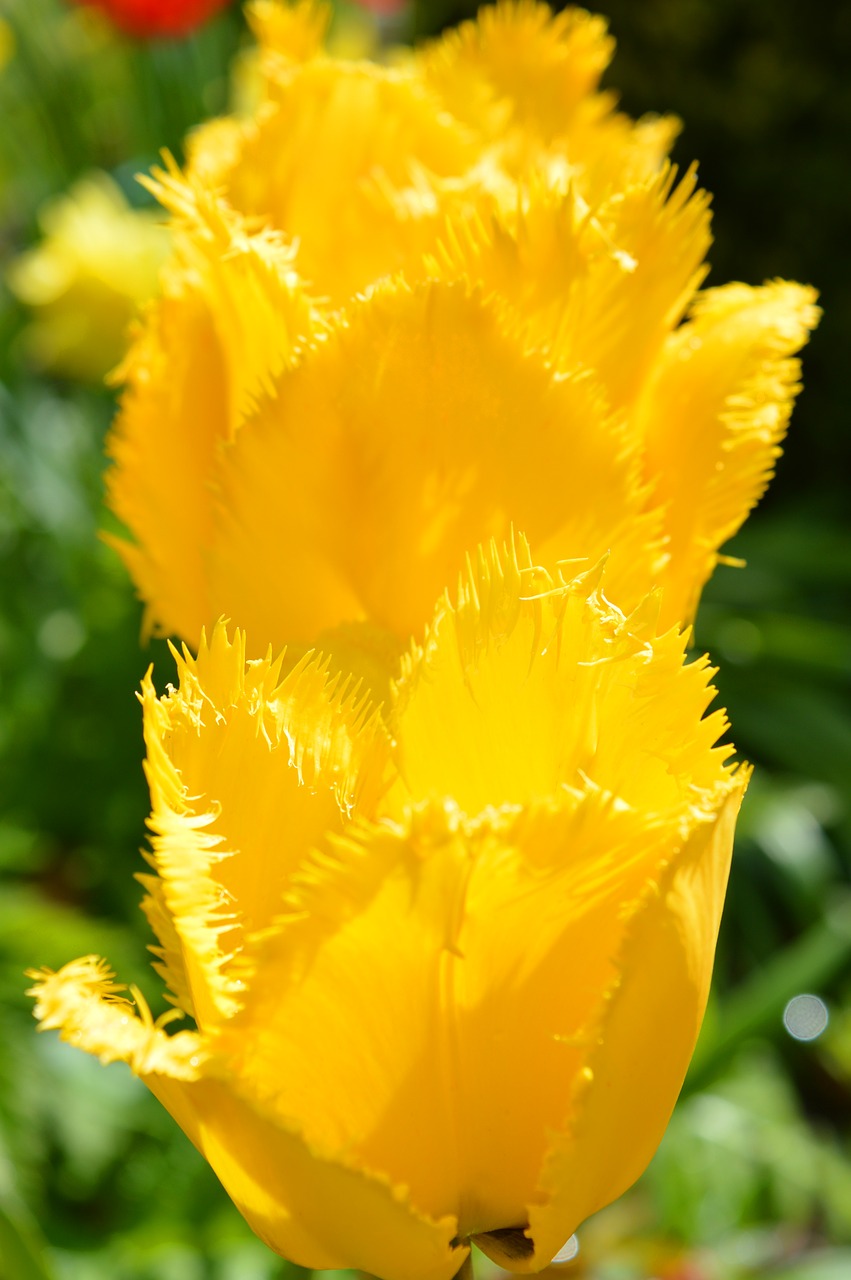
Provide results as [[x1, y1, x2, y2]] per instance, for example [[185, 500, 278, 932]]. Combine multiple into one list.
[[0, 1, 849, 1278]]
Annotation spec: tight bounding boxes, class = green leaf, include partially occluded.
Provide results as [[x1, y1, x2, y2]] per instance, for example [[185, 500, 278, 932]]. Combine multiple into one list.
[[0, 1198, 57, 1280]]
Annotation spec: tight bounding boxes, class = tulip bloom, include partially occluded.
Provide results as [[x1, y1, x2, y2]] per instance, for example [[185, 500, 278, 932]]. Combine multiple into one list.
[[71, 0, 231, 38], [106, 1, 818, 663], [30, 541, 748, 1280]]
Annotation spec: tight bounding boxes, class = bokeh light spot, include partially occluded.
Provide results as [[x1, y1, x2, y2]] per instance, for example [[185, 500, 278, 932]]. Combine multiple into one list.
[[552, 1235, 580, 1265], [37, 609, 86, 661], [783, 993, 829, 1042]]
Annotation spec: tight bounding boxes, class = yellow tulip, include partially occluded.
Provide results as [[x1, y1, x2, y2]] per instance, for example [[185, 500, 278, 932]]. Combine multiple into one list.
[[30, 539, 748, 1279], [105, 2, 818, 665], [7, 173, 168, 382], [188, 0, 675, 306]]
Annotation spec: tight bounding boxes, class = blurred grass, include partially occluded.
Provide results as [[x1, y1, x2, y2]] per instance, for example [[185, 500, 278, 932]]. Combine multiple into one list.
[[1, 1, 850, 1278]]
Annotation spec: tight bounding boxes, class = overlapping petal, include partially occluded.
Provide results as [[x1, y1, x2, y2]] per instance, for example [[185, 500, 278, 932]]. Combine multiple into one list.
[[29, 961, 462, 1280], [634, 280, 821, 625], [207, 278, 660, 652], [31, 539, 746, 1278], [136, 623, 389, 1029], [105, 165, 319, 639], [105, 1, 817, 657], [521, 781, 744, 1270], [416, 0, 678, 199]]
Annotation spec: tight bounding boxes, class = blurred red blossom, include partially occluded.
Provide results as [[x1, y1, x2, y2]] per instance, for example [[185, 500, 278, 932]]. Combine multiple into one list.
[[72, 0, 231, 38], [352, 0, 406, 14]]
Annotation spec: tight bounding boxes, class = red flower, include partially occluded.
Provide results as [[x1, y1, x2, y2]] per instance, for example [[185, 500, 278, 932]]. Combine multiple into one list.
[[74, 0, 231, 38], [352, 0, 406, 14]]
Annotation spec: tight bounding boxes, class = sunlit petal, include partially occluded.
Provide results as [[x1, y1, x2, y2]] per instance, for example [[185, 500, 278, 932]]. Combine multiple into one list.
[[389, 537, 732, 820], [636, 280, 820, 625], [106, 165, 318, 640], [147, 1072, 465, 1280], [208, 281, 657, 654], [139, 623, 388, 1031], [521, 779, 747, 1269]]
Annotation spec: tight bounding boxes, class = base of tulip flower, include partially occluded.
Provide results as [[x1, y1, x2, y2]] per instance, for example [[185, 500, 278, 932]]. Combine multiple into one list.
[[453, 1226, 535, 1280], [474, 1227, 534, 1262]]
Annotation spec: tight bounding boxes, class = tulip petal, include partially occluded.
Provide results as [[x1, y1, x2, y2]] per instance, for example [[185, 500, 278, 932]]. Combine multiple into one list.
[[428, 164, 710, 411], [419, 1, 615, 145], [146, 1071, 465, 1280], [247, 0, 330, 71], [27, 956, 204, 1078], [433, 796, 681, 1235], [418, 1, 677, 200], [210, 281, 657, 653], [139, 623, 388, 1030], [508, 775, 748, 1271], [27, 959, 462, 1280], [210, 782, 737, 1245], [107, 167, 317, 641], [208, 798, 657, 1236], [389, 537, 732, 820], [191, 59, 481, 305], [635, 280, 820, 625], [210, 809, 479, 1224]]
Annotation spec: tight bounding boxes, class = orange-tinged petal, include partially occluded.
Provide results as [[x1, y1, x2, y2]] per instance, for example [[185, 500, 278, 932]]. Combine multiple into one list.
[[635, 280, 820, 626], [208, 280, 658, 655], [106, 167, 317, 640], [519, 776, 748, 1271]]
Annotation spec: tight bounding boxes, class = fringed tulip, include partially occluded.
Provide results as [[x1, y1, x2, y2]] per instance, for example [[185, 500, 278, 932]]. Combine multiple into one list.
[[104, 1, 818, 667], [31, 540, 748, 1280]]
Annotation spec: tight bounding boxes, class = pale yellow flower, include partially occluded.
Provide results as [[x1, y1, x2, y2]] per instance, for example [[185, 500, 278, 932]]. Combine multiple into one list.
[[30, 539, 747, 1280], [7, 173, 169, 382]]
